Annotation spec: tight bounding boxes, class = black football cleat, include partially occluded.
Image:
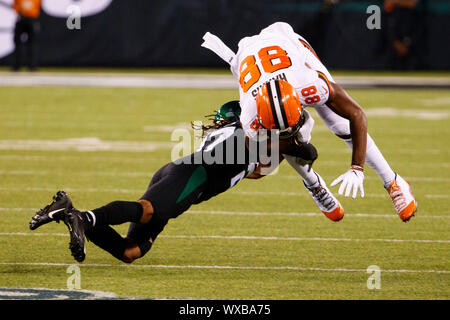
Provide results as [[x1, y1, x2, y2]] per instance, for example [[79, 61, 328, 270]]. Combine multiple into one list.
[[63, 209, 87, 263], [29, 191, 73, 230]]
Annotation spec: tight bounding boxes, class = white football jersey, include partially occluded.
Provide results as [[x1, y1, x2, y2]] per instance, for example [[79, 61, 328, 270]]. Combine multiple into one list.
[[233, 22, 333, 139]]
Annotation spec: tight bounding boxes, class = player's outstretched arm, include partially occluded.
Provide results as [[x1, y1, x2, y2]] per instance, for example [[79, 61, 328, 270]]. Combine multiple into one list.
[[327, 82, 367, 198], [327, 82, 367, 167]]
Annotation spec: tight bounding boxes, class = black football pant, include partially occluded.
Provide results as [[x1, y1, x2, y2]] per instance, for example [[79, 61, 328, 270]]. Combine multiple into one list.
[[86, 158, 207, 260]]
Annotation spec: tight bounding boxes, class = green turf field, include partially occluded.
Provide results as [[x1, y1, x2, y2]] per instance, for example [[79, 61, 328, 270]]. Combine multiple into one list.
[[0, 85, 449, 300]]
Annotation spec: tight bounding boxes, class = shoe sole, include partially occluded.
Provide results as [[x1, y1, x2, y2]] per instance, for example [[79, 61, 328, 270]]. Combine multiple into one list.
[[401, 201, 418, 223], [30, 191, 72, 230], [65, 214, 86, 263], [323, 204, 344, 222], [69, 240, 86, 263]]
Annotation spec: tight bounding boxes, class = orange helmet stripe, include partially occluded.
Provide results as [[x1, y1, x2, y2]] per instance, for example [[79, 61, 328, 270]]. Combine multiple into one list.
[[256, 79, 303, 132]]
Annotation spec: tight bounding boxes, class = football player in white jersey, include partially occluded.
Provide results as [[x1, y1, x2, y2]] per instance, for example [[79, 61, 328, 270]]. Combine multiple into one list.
[[202, 22, 417, 222]]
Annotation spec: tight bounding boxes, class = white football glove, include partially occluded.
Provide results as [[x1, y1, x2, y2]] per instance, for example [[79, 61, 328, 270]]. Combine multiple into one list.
[[331, 166, 365, 198], [296, 109, 314, 144]]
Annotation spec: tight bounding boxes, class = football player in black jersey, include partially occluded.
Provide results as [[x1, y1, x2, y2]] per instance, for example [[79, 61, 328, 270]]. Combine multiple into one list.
[[29, 101, 318, 263]]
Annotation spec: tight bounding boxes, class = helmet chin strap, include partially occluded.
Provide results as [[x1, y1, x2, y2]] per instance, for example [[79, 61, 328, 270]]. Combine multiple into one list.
[[277, 112, 305, 139], [257, 110, 304, 140]]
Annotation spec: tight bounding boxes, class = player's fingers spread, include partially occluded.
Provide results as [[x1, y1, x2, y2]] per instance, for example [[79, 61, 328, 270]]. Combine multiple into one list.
[[352, 181, 358, 199], [330, 175, 343, 187], [338, 178, 347, 195], [360, 184, 365, 198], [344, 179, 353, 197]]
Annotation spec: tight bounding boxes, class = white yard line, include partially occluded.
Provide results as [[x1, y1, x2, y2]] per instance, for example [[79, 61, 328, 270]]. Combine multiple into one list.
[[162, 234, 450, 243], [1, 184, 446, 199], [0, 207, 448, 219], [0, 141, 443, 155], [0, 138, 174, 152], [1, 176, 446, 198], [0, 72, 449, 88], [315, 160, 450, 168], [0, 170, 154, 178], [187, 210, 450, 219], [0, 208, 40, 211], [0, 186, 142, 194], [425, 194, 450, 199], [280, 175, 450, 182], [0, 261, 448, 274], [0, 154, 448, 169], [0, 73, 238, 89], [0, 154, 170, 163], [4, 169, 449, 182], [233, 190, 448, 199], [365, 108, 449, 120], [0, 232, 448, 244]]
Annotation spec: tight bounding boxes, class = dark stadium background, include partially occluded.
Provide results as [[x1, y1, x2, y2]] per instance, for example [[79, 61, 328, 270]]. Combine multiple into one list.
[[0, 0, 449, 70]]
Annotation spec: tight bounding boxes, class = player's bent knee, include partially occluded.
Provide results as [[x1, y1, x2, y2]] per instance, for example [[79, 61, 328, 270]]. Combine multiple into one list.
[[122, 237, 154, 263], [122, 240, 143, 263], [122, 249, 140, 264], [121, 255, 135, 264], [138, 199, 154, 223], [137, 240, 153, 257]]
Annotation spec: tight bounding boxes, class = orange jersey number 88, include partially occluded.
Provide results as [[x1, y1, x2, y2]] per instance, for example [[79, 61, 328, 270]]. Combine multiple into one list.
[[239, 46, 292, 93]]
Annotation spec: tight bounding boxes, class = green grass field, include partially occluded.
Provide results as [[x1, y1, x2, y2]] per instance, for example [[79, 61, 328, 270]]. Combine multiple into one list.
[[0, 83, 449, 300]]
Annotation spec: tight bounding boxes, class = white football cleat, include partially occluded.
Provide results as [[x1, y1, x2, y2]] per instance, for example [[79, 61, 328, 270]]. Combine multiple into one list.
[[385, 173, 418, 222], [304, 173, 344, 221]]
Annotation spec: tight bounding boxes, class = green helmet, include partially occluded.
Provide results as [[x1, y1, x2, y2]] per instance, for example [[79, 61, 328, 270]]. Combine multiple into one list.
[[215, 100, 241, 123]]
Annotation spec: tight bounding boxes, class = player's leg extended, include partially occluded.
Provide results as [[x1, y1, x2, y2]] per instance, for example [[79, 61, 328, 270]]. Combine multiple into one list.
[[120, 159, 207, 263], [62, 199, 149, 263], [122, 217, 169, 263], [282, 142, 344, 221], [82, 213, 166, 264], [296, 40, 415, 220], [83, 160, 205, 263], [85, 216, 168, 264], [60, 199, 154, 263], [84, 225, 129, 262], [314, 104, 417, 221], [60, 166, 169, 262], [302, 37, 393, 183], [34, 169, 163, 262], [284, 154, 344, 221]]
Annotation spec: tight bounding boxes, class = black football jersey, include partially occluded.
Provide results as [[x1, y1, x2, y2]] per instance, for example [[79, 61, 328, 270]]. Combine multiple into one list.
[[193, 122, 257, 202]]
